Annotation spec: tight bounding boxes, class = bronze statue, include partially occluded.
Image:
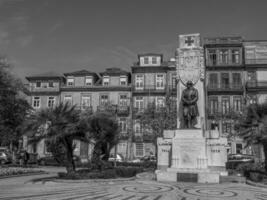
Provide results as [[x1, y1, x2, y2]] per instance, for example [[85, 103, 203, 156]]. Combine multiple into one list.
[[179, 81, 199, 129]]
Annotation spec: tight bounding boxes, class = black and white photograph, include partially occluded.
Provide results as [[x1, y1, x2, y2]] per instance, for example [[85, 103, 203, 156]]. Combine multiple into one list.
[[0, 0, 267, 199]]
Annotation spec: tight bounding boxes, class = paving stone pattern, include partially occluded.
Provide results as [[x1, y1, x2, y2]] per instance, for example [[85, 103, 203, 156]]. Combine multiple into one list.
[[0, 176, 267, 200]]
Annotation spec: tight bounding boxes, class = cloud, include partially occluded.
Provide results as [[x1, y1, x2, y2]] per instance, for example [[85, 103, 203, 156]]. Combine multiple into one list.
[[48, 22, 64, 34], [0, 27, 9, 46], [17, 34, 33, 47]]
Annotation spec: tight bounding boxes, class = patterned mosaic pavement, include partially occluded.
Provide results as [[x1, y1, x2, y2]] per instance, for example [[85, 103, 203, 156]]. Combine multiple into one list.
[[0, 175, 267, 200]]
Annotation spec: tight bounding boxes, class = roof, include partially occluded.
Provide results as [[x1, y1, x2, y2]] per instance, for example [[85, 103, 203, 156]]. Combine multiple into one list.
[[203, 36, 243, 45], [138, 53, 163, 58], [64, 69, 98, 77], [99, 68, 130, 76], [25, 72, 64, 81]]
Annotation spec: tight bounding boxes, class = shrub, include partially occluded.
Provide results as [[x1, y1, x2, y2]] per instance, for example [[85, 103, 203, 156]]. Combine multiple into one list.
[[115, 166, 143, 177], [58, 166, 143, 179], [114, 161, 156, 169], [236, 162, 266, 182]]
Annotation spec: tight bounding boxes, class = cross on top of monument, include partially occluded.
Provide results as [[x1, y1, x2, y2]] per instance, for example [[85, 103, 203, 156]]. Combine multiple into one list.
[[185, 36, 194, 46]]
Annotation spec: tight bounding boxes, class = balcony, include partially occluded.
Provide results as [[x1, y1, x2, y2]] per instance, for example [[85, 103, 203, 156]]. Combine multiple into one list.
[[246, 81, 267, 90], [245, 59, 267, 65], [133, 107, 144, 118], [29, 85, 60, 93], [206, 60, 242, 67], [76, 106, 93, 114], [133, 85, 167, 93], [207, 84, 243, 92], [97, 104, 117, 113], [117, 106, 130, 116], [61, 84, 131, 91]]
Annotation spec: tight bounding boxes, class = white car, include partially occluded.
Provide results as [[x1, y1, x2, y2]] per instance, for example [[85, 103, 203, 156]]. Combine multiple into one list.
[[108, 154, 123, 162]]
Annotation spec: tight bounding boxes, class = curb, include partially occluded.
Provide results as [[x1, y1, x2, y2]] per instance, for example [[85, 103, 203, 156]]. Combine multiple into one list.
[[52, 177, 136, 183], [246, 179, 267, 188], [0, 171, 48, 179]]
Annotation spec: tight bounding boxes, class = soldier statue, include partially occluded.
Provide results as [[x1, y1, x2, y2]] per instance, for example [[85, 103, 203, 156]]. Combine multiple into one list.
[[179, 81, 199, 129]]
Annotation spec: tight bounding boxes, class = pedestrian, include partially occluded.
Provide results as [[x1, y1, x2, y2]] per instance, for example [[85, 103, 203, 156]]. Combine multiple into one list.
[[24, 150, 30, 167]]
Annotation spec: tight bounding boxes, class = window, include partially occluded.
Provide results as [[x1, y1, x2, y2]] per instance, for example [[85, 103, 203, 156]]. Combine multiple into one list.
[[144, 57, 149, 64], [156, 74, 164, 89], [64, 95, 72, 105], [156, 97, 165, 108], [232, 73, 241, 88], [208, 49, 217, 65], [221, 73, 230, 89], [67, 78, 74, 86], [135, 142, 144, 157], [236, 143, 243, 154], [135, 75, 144, 90], [119, 94, 128, 106], [119, 118, 127, 133], [100, 94, 109, 105], [209, 73, 218, 89], [135, 97, 144, 111], [103, 76, 109, 86], [222, 97, 230, 115], [85, 76, 92, 86], [33, 97, 40, 108], [233, 97, 242, 112], [247, 71, 256, 87], [120, 76, 127, 86], [171, 74, 176, 90], [209, 97, 218, 115], [134, 121, 142, 135], [36, 81, 41, 88], [219, 49, 229, 64], [232, 49, 240, 64], [48, 97, 55, 108], [152, 56, 157, 64], [222, 121, 232, 134], [81, 95, 91, 110], [48, 81, 54, 88]]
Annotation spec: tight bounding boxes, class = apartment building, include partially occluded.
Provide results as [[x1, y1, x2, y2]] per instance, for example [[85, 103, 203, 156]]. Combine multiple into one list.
[[25, 68, 131, 160], [25, 72, 65, 157], [131, 53, 176, 158], [204, 37, 245, 154]]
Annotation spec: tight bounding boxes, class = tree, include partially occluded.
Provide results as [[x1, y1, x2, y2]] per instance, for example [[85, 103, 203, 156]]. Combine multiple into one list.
[[86, 112, 119, 170], [139, 95, 177, 147], [235, 103, 267, 171], [0, 58, 31, 149], [26, 103, 87, 174]]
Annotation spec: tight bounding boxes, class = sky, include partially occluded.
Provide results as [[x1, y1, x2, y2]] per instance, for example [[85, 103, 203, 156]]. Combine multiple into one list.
[[0, 0, 267, 81]]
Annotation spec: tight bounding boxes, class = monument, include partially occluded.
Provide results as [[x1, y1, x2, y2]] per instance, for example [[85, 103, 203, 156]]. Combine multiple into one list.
[[156, 33, 228, 183]]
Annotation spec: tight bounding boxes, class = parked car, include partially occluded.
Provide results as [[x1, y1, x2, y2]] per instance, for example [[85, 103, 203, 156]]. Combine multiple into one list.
[[108, 154, 123, 162], [226, 154, 255, 169], [141, 155, 157, 162], [0, 151, 12, 164], [38, 155, 81, 166]]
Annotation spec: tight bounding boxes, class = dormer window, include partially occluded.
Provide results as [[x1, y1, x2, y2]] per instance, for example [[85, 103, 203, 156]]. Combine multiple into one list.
[[36, 81, 41, 88], [144, 57, 149, 64], [120, 76, 127, 86], [103, 76, 109, 86], [152, 56, 157, 64], [85, 76, 93, 86], [67, 78, 74, 86]]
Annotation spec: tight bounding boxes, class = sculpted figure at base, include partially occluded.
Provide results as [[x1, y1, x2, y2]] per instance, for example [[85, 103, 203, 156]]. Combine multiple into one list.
[[179, 81, 199, 129]]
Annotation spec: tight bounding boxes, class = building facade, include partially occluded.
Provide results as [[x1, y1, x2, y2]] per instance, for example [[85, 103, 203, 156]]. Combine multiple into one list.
[[24, 35, 267, 161]]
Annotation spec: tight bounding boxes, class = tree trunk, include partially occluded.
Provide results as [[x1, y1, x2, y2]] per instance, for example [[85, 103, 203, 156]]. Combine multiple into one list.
[[92, 142, 102, 171], [65, 139, 75, 174], [262, 140, 267, 172]]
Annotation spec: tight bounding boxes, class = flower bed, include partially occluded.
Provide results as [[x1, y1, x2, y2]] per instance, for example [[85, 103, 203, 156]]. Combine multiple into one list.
[[0, 167, 43, 177]]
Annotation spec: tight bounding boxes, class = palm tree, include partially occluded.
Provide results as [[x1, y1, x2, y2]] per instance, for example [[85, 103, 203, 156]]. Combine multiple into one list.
[[235, 103, 267, 171], [26, 103, 87, 174], [86, 112, 119, 170]]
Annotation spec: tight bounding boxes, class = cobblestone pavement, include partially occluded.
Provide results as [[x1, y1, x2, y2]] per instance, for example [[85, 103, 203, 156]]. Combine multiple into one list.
[[0, 174, 267, 200]]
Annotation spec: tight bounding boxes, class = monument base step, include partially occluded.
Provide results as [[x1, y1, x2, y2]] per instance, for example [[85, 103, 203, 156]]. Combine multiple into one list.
[[156, 170, 222, 183]]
